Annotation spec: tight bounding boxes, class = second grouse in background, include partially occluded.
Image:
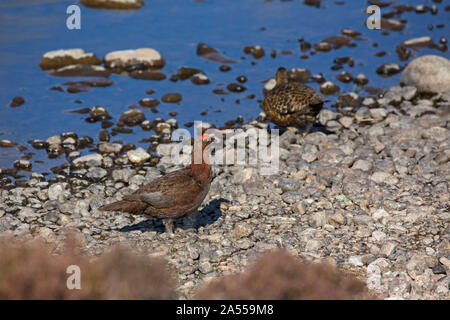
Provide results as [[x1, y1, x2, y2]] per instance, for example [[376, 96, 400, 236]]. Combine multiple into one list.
[[261, 67, 324, 133]]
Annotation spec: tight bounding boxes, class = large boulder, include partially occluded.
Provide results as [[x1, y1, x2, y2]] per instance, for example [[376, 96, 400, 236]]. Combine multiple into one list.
[[400, 55, 450, 94]]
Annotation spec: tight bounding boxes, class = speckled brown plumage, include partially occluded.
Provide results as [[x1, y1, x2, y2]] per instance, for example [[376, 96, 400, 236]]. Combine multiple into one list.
[[261, 67, 324, 130], [99, 137, 213, 234]]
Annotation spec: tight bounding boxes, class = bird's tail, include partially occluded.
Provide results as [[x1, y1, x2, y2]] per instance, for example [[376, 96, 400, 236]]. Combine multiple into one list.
[[98, 200, 146, 214], [98, 201, 128, 211]]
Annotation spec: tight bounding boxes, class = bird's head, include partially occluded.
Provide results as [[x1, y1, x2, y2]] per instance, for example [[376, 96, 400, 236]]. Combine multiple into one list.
[[200, 133, 214, 149], [190, 133, 216, 166], [275, 67, 289, 85]]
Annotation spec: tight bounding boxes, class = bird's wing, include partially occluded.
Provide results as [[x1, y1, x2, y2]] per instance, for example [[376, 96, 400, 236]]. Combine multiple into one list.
[[289, 84, 323, 113], [123, 169, 204, 209]]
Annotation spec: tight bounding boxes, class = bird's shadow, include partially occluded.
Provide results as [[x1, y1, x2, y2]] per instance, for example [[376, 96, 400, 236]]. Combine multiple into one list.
[[115, 198, 229, 234], [271, 122, 332, 135]]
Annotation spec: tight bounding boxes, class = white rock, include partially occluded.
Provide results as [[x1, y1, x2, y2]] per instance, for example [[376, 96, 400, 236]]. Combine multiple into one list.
[[46, 135, 61, 145], [105, 48, 164, 69], [305, 239, 322, 252], [372, 230, 387, 242], [367, 263, 381, 276], [402, 36, 434, 47], [42, 49, 95, 60], [349, 255, 364, 267], [232, 168, 253, 184], [372, 208, 389, 221], [48, 183, 69, 201], [127, 147, 150, 164], [264, 78, 277, 91], [366, 274, 382, 290], [39, 49, 100, 70]]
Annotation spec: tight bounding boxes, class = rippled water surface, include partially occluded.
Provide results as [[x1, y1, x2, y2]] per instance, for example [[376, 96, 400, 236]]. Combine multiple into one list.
[[0, 0, 449, 174]]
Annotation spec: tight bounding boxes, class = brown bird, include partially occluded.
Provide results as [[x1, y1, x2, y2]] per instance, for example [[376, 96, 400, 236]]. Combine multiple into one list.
[[261, 67, 324, 132], [99, 134, 214, 234]]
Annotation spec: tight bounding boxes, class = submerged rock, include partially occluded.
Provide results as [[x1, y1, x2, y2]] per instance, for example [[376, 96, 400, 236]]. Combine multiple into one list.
[[139, 98, 160, 108], [196, 43, 237, 64], [0, 140, 18, 148], [49, 64, 110, 77], [376, 63, 402, 77], [243, 45, 265, 59], [288, 68, 310, 83], [321, 35, 352, 49], [9, 96, 25, 107], [161, 93, 182, 103], [191, 73, 210, 85], [320, 81, 340, 95], [119, 110, 146, 126], [14, 160, 31, 170], [227, 83, 246, 93], [86, 105, 111, 122], [354, 74, 369, 86], [177, 67, 204, 80], [81, 0, 144, 10], [381, 18, 406, 31], [129, 70, 166, 80]]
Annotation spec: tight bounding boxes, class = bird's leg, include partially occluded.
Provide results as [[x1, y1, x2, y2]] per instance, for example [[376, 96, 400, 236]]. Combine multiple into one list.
[[286, 126, 299, 133], [303, 122, 314, 135], [163, 218, 176, 235]]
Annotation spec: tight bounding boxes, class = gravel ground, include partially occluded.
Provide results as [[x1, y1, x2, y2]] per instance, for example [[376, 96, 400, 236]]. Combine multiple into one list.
[[0, 86, 449, 300]]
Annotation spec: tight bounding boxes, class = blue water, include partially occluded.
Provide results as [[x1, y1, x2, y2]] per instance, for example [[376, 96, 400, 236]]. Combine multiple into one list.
[[0, 0, 449, 174]]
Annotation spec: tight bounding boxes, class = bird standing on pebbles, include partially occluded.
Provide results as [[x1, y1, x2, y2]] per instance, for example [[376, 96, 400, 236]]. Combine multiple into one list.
[[261, 67, 324, 132], [99, 134, 214, 234]]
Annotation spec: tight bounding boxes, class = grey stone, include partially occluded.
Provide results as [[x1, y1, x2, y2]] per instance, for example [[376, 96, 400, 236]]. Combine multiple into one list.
[[86, 167, 107, 180], [308, 211, 328, 228], [112, 168, 135, 182], [319, 109, 338, 125], [352, 159, 372, 171], [234, 222, 253, 239], [73, 154, 103, 167], [401, 55, 450, 93], [47, 183, 69, 201], [232, 168, 253, 185]]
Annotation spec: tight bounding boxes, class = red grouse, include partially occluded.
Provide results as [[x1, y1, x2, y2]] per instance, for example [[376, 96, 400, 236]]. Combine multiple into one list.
[[99, 135, 213, 234]]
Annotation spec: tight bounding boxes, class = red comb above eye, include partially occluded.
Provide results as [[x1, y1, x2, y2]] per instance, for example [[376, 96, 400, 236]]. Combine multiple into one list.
[[201, 134, 210, 140]]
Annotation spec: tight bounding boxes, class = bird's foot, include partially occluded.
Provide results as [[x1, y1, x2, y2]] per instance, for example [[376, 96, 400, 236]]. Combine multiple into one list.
[[163, 218, 176, 236], [286, 126, 299, 133]]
